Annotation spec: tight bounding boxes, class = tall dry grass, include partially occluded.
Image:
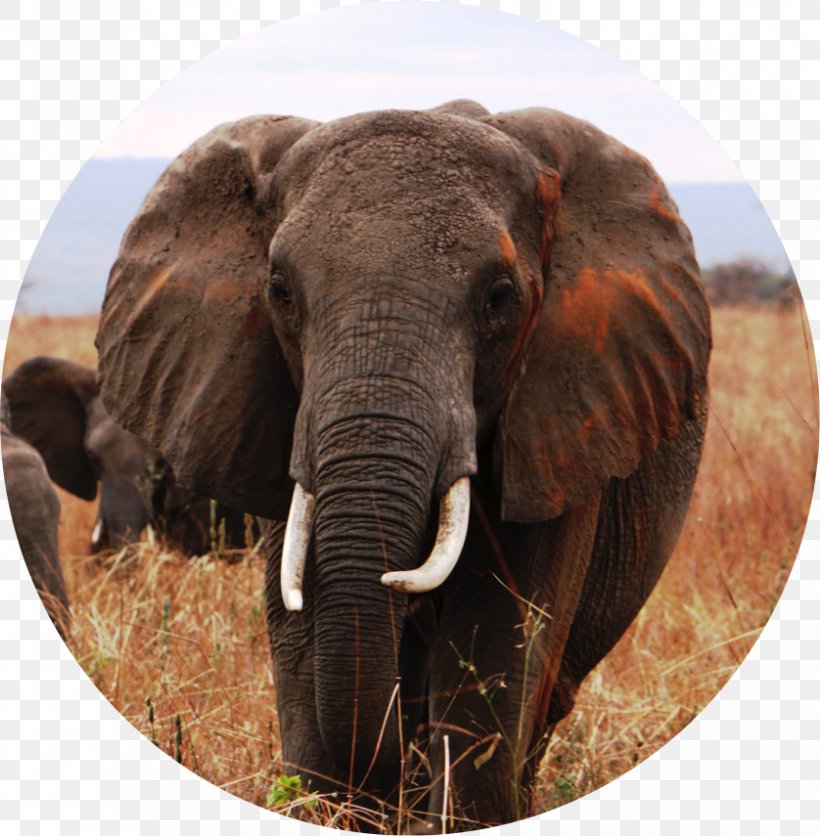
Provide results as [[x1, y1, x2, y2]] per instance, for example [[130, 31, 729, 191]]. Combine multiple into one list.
[[4, 305, 817, 825]]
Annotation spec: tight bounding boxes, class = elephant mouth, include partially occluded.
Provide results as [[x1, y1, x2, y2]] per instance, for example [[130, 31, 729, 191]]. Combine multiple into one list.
[[90, 516, 155, 553], [280, 476, 472, 611]]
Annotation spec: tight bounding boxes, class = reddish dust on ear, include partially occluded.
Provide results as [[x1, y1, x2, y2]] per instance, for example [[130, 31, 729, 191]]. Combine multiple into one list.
[[557, 267, 672, 353], [498, 229, 517, 268], [536, 169, 561, 265], [648, 185, 679, 223], [510, 270, 545, 375], [552, 266, 688, 441], [497, 226, 545, 375], [124, 266, 173, 331], [531, 435, 565, 511], [557, 268, 621, 352]]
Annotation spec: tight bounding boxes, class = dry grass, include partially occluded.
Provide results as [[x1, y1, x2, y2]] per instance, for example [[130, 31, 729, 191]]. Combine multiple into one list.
[[5, 305, 817, 825]]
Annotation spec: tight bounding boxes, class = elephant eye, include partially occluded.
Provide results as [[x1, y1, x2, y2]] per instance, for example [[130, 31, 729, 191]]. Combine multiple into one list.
[[485, 275, 518, 314], [268, 269, 294, 306]]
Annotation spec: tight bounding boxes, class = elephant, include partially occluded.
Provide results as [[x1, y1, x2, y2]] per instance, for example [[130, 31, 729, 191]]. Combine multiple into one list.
[[1, 391, 70, 638], [3, 356, 254, 556], [94, 101, 711, 829]]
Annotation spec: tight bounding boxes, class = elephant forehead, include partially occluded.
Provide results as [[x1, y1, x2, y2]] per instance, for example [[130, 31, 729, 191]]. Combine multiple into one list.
[[273, 114, 542, 282], [276, 194, 507, 283], [294, 108, 529, 166], [280, 112, 536, 215]]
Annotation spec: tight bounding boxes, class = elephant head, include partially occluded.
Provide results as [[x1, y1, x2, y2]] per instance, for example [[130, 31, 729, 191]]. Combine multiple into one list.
[[3, 356, 251, 555], [95, 103, 710, 819], [4, 356, 157, 551]]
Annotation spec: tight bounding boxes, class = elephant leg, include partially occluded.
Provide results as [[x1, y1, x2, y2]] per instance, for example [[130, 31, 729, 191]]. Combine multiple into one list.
[[262, 521, 338, 800], [5, 439, 69, 639], [421, 494, 601, 830], [548, 418, 705, 725]]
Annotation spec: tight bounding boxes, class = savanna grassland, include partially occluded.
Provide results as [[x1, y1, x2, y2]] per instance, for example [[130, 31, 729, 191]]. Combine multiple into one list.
[[4, 303, 817, 828]]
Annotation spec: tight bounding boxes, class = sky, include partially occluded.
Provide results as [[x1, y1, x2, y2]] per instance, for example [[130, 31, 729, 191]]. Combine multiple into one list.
[[95, 3, 742, 184], [20, 3, 787, 314]]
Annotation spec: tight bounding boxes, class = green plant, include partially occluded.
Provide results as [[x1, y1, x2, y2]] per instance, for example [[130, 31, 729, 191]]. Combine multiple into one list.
[[266, 774, 318, 810]]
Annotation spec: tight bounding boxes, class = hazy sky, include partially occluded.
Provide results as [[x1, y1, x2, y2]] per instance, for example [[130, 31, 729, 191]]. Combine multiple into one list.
[[97, 3, 742, 184]]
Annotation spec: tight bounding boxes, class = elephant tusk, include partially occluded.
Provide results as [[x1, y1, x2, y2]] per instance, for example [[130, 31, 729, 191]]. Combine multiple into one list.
[[91, 518, 103, 546], [381, 477, 471, 594], [281, 482, 316, 612]]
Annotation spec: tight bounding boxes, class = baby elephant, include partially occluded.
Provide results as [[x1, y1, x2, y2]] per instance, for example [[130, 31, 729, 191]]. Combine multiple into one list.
[[3, 356, 252, 555], [1, 391, 69, 638]]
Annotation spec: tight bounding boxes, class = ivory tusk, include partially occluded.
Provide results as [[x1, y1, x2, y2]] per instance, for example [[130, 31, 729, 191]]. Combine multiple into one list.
[[91, 518, 103, 546], [281, 482, 316, 612], [381, 477, 471, 594]]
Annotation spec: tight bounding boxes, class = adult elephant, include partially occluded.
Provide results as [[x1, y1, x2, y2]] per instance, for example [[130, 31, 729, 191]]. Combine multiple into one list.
[[4, 356, 253, 556], [1, 391, 70, 638], [95, 102, 711, 829]]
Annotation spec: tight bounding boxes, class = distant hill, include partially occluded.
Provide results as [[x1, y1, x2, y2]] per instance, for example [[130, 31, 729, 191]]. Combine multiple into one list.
[[18, 158, 791, 314], [20, 159, 168, 315], [669, 182, 790, 274]]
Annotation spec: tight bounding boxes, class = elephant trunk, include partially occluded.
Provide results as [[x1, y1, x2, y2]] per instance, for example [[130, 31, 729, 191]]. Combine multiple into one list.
[[309, 410, 438, 791], [284, 293, 477, 792], [92, 476, 152, 552]]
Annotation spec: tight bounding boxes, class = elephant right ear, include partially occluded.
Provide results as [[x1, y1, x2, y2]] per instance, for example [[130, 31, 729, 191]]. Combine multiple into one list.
[[96, 116, 319, 520], [3, 356, 99, 499], [486, 108, 712, 522]]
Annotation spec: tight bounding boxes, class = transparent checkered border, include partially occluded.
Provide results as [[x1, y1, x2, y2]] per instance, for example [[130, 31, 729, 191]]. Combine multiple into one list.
[[1, 2, 818, 834]]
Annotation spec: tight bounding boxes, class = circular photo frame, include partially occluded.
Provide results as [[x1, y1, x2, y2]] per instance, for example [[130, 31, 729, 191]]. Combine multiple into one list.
[[3, 5, 816, 832]]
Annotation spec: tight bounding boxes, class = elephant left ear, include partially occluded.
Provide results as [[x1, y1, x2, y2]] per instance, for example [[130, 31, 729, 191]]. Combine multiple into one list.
[[96, 115, 318, 521], [486, 109, 712, 523]]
